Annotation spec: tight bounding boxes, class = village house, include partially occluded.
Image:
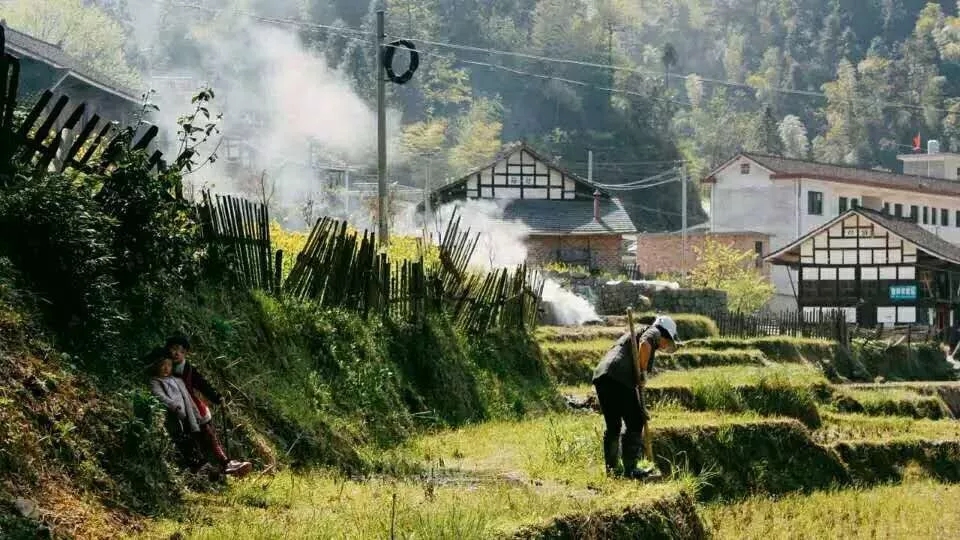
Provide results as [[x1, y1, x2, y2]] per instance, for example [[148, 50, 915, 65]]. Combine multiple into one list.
[[704, 142, 960, 312], [423, 141, 637, 273], [764, 206, 960, 331], [2, 21, 141, 125]]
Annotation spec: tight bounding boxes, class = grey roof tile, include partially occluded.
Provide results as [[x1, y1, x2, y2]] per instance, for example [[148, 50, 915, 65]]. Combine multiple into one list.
[[737, 152, 960, 196], [502, 197, 637, 235], [2, 23, 140, 103]]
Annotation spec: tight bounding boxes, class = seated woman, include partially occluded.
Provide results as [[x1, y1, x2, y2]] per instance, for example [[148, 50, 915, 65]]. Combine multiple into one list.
[[148, 348, 252, 477]]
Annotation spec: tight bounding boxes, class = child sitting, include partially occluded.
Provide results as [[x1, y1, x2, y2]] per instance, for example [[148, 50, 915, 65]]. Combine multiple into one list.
[[149, 348, 252, 477]]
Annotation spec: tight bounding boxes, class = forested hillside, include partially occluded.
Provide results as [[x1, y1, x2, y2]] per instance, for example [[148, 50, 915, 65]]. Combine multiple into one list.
[[6, 0, 960, 230]]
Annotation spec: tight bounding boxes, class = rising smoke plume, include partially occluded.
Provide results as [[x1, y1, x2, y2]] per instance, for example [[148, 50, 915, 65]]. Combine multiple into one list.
[[126, 1, 403, 229], [415, 200, 602, 326]]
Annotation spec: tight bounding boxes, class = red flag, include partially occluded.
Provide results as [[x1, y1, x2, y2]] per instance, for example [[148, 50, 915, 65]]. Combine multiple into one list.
[[913, 133, 922, 152]]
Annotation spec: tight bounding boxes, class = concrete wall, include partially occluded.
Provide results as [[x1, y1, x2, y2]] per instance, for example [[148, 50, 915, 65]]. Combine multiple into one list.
[[634, 231, 771, 277], [527, 234, 622, 273]]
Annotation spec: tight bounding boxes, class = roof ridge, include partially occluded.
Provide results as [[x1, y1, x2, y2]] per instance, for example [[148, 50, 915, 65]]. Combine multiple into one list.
[[743, 151, 950, 185]]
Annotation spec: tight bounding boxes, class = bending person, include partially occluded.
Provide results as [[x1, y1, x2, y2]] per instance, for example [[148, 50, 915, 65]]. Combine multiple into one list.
[[591, 315, 678, 479]]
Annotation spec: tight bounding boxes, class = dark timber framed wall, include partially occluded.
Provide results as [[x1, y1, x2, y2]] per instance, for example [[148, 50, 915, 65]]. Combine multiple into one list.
[[464, 148, 580, 201], [793, 212, 960, 327], [797, 213, 920, 326]]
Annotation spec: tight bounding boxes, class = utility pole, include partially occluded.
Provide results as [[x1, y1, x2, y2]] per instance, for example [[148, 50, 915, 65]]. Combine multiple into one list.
[[376, 9, 389, 247], [680, 165, 688, 277], [344, 168, 351, 218], [587, 149, 594, 183]]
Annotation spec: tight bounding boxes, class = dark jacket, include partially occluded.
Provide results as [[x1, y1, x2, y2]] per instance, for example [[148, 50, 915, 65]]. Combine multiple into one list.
[[592, 326, 662, 388], [174, 361, 223, 406]]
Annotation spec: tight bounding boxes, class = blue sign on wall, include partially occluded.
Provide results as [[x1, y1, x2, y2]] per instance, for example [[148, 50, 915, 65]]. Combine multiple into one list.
[[889, 285, 918, 301]]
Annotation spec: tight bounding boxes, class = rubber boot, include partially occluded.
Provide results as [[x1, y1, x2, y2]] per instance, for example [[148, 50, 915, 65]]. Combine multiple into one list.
[[602, 430, 622, 476], [620, 429, 644, 479]]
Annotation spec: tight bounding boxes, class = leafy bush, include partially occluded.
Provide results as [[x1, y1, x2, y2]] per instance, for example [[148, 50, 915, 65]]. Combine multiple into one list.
[[686, 236, 775, 313], [850, 340, 957, 382], [0, 171, 122, 349], [637, 313, 719, 340]]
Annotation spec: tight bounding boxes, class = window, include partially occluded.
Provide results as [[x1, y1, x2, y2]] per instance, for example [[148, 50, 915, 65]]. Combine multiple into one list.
[[923, 206, 929, 224], [839, 196, 848, 213], [851, 198, 859, 208], [884, 202, 891, 214], [754, 241, 764, 268], [933, 208, 938, 226], [808, 191, 824, 215], [943, 209, 950, 227], [895, 203, 903, 217], [956, 210, 960, 227], [740, 163, 751, 174], [911, 205, 919, 222]]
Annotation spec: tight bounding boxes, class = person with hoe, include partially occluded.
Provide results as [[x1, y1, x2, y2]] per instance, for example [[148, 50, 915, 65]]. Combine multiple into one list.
[[592, 314, 678, 479]]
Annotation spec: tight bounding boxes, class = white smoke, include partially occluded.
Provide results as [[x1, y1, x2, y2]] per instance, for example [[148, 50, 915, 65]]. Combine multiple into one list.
[[405, 199, 601, 326], [126, 2, 404, 229]]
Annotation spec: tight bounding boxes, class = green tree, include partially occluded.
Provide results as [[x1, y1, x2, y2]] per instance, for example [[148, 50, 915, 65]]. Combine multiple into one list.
[[4, 0, 141, 87], [448, 98, 504, 174], [778, 114, 810, 159], [688, 237, 775, 313]]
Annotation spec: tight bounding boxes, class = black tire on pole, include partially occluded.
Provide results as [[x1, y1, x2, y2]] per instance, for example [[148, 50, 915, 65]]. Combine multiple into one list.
[[383, 39, 420, 84]]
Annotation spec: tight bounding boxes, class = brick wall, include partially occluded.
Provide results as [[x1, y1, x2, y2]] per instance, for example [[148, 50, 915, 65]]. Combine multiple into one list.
[[527, 234, 623, 273], [635, 231, 771, 277]]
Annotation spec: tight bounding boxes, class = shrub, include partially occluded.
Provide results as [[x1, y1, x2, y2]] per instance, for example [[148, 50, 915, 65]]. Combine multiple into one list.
[[850, 340, 958, 382], [636, 313, 719, 340]]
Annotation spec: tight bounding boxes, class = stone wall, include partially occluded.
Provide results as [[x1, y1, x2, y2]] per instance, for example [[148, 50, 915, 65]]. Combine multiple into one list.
[[635, 230, 772, 277], [527, 234, 622, 273], [651, 288, 728, 315], [597, 282, 728, 316]]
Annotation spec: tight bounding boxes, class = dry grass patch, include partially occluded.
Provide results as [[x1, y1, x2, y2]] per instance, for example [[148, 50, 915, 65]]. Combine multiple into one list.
[[705, 480, 960, 539], [814, 412, 960, 445], [134, 471, 692, 540]]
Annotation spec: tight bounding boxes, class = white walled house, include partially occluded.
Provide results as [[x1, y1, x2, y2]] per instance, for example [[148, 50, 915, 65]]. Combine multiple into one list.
[[704, 146, 960, 312]]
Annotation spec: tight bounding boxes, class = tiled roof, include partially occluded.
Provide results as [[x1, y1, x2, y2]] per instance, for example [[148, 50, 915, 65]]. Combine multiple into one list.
[[1, 23, 140, 103], [711, 152, 960, 196], [766, 207, 960, 266], [857, 207, 960, 265], [502, 197, 637, 235]]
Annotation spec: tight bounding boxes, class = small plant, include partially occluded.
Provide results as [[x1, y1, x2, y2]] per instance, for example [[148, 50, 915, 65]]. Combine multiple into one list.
[[175, 86, 223, 174]]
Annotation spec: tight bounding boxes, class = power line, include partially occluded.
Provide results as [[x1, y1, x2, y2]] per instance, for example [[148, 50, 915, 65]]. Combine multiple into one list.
[[150, 0, 369, 36], [389, 32, 960, 116], [156, 0, 959, 118], [393, 44, 691, 107], [595, 177, 680, 191]]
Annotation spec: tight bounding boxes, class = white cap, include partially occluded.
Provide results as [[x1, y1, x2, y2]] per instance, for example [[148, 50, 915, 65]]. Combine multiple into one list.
[[653, 315, 679, 342]]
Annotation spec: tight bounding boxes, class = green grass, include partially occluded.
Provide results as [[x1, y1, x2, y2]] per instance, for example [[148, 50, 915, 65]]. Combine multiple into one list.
[[705, 480, 960, 539], [541, 341, 777, 386], [381, 410, 762, 488], [134, 471, 690, 540], [830, 386, 951, 420], [813, 412, 960, 444], [647, 364, 828, 388]]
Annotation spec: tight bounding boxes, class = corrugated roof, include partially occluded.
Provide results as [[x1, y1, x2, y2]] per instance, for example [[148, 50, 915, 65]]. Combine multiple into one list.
[[1, 23, 140, 103], [502, 198, 637, 235], [765, 207, 960, 266], [721, 152, 960, 196]]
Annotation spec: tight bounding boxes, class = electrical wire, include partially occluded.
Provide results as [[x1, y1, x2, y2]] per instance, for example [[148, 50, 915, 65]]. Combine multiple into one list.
[[594, 177, 680, 191], [153, 0, 960, 117]]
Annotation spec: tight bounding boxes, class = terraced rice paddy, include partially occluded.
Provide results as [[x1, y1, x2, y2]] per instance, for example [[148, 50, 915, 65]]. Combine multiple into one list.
[[141, 322, 960, 539]]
